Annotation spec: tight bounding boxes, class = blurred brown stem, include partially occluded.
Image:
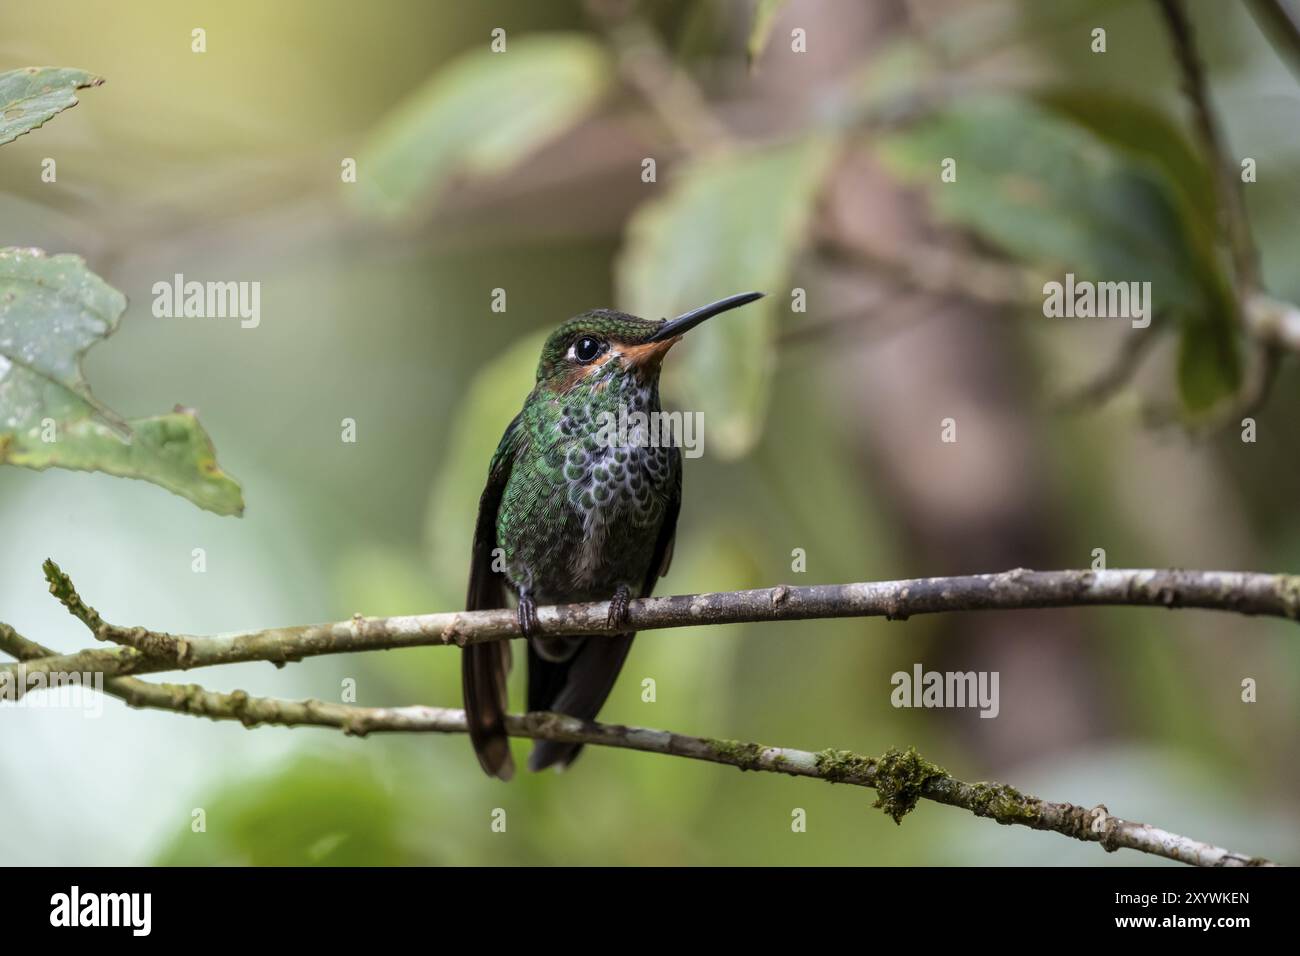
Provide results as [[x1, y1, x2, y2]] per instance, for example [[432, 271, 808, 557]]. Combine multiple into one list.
[[817, 235, 1040, 309], [1056, 323, 1166, 412], [585, 0, 733, 153], [1156, 0, 1261, 295], [1246, 0, 1300, 82]]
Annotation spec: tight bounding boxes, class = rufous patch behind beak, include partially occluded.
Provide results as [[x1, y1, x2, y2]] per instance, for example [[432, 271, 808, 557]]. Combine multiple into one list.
[[621, 335, 680, 371]]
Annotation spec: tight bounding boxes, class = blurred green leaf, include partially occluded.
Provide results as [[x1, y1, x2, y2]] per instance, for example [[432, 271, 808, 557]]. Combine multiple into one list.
[[0, 248, 244, 516], [617, 137, 835, 459], [1034, 90, 1244, 412], [0, 66, 101, 146], [355, 34, 611, 218], [878, 95, 1241, 414], [7, 412, 245, 517], [1178, 319, 1242, 412], [424, 331, 544, 610], [154, 754, 423, 865], [878, 96, 1195, 296], [747, 0, 788, 66], [1035, 90, 1218, 243]]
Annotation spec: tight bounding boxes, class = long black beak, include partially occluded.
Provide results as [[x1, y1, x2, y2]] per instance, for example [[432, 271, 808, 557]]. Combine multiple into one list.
[[647, 291, 765, 342]]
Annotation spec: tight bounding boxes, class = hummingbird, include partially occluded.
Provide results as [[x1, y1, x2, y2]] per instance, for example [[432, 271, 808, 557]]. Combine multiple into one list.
[[463, 291, 765, 779]]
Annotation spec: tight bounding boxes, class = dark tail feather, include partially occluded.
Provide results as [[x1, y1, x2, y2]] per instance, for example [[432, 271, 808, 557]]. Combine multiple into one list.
[[527, 634, 634, 772], [463, 642, 514, 780]]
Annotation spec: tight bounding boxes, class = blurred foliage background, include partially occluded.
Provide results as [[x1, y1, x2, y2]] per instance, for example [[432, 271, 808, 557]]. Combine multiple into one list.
[[2, 0, 1298, 865]]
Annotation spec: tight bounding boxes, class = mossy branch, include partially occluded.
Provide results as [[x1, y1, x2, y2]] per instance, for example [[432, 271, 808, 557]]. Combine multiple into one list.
[[0, 621, 1274, 867], [4, 562, 1299, 686], [2, 560, 1293, 868]]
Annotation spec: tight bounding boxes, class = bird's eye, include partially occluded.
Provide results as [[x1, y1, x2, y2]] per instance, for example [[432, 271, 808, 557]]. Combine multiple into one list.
[[571, 336, 605, 363]]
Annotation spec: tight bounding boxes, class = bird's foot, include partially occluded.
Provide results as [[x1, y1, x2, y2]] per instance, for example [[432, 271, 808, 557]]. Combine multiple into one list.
[[607, 584, 632, 629], [517, 594, 540, 639]]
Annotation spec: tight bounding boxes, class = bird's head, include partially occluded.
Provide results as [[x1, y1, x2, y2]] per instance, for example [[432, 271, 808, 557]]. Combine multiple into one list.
[[535, 292, 764, 393]]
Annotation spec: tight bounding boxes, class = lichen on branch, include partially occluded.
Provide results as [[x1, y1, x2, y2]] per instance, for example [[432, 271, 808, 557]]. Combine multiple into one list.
[[0, 560, 1288, 868]]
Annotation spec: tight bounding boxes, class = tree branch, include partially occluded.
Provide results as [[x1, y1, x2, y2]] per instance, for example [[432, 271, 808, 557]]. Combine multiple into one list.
[[584, 0, 735, 154], [1156, 0, 1261, 295], [1247, 0, 1300, 80], [816, 234, 1042, 311], [1056, 321, 1168, 412], [4, 561, 1289, 867], [0, 621, 1274, 867], [1155, 0, 1300, 410], [3, 564, 1298, 690]]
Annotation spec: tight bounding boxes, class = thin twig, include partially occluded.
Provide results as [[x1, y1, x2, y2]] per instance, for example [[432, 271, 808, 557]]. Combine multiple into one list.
[[1204, 339, 1284, 432], [4, 564, 1299, 690], [1156, 0, 1261, 295], [1243, 292, 1300, 352], [1246, 0, 1300, 81], [1154, 0, 1300, 431], [775, 294, 938, 350], [818, 235, 1041, 310], [585, 0, 734, 153], [0, 622, 1273, 867], [1056, 324, 1167, 412], [1142, 338, 1285, 435], [0, 621, 168, 704]]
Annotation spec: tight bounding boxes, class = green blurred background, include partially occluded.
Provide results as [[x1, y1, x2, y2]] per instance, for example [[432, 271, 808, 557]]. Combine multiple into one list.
[[1, 0, 1298, 865]]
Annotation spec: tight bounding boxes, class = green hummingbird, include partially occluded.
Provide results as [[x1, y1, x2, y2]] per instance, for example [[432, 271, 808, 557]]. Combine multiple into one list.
[[463, 291, 765, 779]]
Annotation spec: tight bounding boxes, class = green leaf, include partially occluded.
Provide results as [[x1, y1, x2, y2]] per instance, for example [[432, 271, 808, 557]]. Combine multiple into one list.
[[878, 96, 1203, 302], [0, 67, 102, 147], [617, 137, 834, 459], [355, 34, 611, 218], [1177, 318, 1242, 413], [0, 248, 244, 517], [154, 754, 420, 865], [747, 0, 788, 66], [878, 94, 1243, 414], [1035, 91, 1217, 240], [1036, 93, 1246, 415]]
